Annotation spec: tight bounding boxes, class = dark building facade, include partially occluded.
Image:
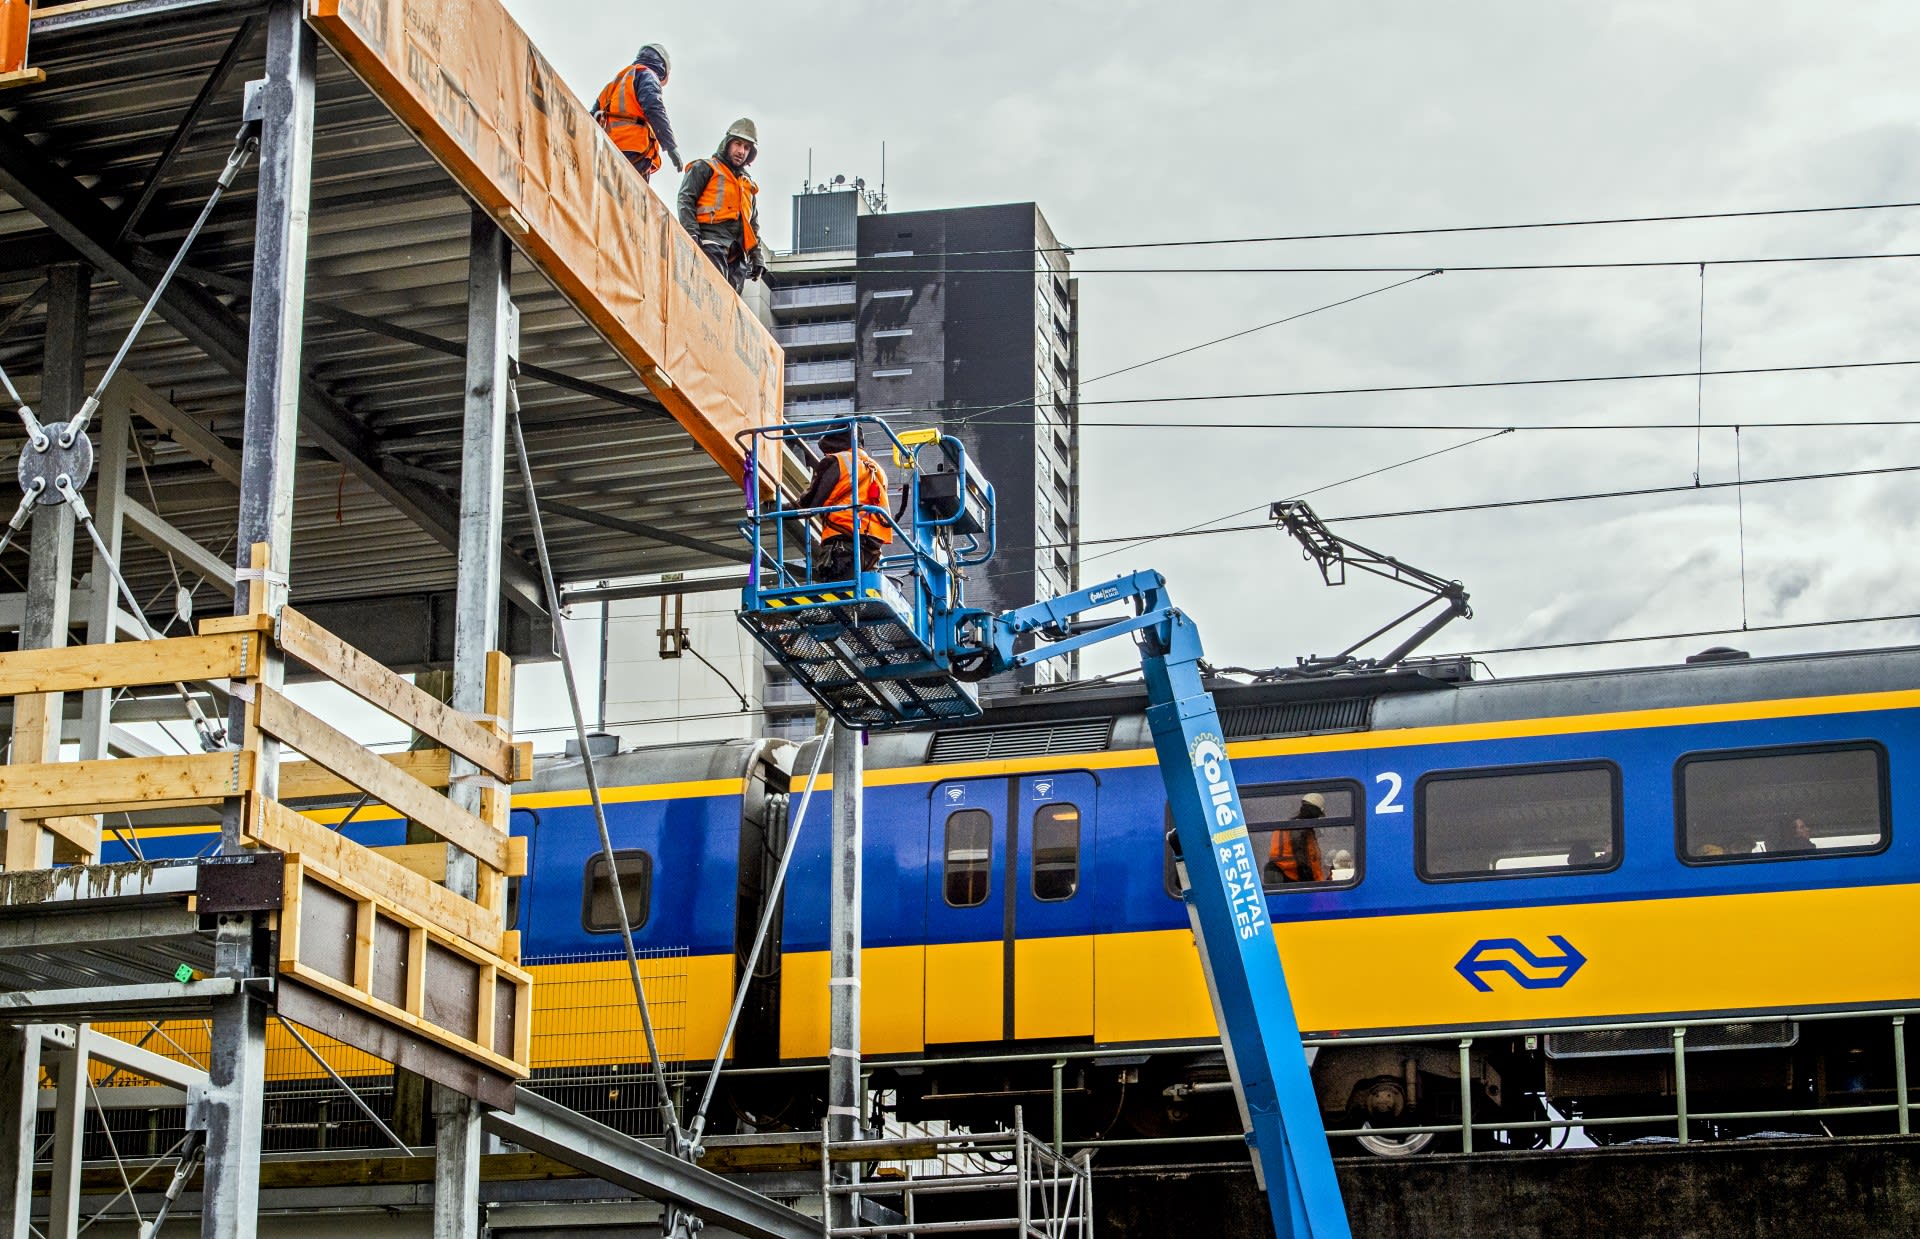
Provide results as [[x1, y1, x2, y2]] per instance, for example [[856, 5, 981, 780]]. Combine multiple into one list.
[[766, 191, 1080, 734]]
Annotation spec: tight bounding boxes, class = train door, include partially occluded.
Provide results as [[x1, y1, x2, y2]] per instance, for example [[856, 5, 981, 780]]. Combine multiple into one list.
[[1011, 772, 1096, 1040], [925, 777, 1008, 1044]]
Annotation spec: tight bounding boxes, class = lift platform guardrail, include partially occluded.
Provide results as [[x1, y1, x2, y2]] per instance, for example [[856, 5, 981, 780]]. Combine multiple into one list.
[[736, 415, 996, 730]]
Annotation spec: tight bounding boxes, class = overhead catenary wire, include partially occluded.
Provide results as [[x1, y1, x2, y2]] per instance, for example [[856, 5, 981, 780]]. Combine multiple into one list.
[[1438, 609, 1920, 661], [998, 459, 1920, 558], [909, 356, 1920, 420], [858, 251, 1920, 276], [851, 198, 1920, 260]]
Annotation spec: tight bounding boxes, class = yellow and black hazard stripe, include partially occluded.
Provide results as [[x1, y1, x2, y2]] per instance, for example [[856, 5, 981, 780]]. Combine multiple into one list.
[[763, 588, 885, 610]]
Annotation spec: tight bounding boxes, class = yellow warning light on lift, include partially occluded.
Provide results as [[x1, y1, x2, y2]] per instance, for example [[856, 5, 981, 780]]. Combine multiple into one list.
[[893, 427, 942, 468]]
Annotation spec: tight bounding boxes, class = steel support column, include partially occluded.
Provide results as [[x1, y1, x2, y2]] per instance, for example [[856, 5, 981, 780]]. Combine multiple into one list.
[[3, 263, 85, 872], [827, 724, 864, 1229], [0, 1025, 42, 1238], [204, 3, 313, 1234], [431, 209, 516, 1239], [77, 396, 129, 761], [42, 1027, 88, 1239]]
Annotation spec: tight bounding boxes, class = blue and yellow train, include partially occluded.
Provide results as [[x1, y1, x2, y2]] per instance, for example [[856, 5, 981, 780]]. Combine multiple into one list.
[[118, 642, 1920, 1151]]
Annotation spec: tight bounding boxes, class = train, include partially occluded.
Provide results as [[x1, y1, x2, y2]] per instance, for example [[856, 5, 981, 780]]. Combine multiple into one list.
[[120, 640, 1920, 1154]]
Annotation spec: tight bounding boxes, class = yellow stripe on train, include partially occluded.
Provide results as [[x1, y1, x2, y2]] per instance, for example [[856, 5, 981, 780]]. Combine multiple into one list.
[[779, 882, 1920, 1058]]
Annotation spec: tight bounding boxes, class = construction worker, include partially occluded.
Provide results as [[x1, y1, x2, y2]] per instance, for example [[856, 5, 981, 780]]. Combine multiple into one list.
[[1267, 792, 1330, 884], [594, 44, 682, 183], [795, 427, 893, 581], [678, 118, 770, 293]]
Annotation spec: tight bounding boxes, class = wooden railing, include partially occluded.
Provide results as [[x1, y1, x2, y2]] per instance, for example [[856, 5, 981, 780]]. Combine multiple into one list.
[[0, 545, 535, 1079]]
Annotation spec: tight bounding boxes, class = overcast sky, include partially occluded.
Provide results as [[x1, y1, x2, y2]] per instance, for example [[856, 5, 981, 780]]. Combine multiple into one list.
[[501, 0, 1920, 690]]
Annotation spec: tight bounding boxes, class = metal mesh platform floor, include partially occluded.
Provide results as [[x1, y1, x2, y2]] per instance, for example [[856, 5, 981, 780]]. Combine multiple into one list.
[[742, 593, 981, 730]]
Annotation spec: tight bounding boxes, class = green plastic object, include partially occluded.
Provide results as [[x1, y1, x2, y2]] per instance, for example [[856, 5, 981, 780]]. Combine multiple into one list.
[[173, 963, 194, 984]]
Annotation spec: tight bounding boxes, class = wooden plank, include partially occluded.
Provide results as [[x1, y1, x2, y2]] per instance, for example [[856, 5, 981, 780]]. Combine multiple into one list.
[[0, 631, 259, 696], [278, 607, 519, 781], [279, 748, 453, 800], [198, 613, 274, 636], [247, 795, 506, 956], [372, 836, 527, 882], [0, 68, 44, 91], [255, 687, 509, 872], [0, 751, 251, 816], [284, 960, 527, 1079]]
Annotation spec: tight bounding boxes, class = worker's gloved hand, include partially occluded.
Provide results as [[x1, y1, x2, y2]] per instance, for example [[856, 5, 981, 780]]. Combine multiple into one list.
[[668, 149, 685, 172], [748, 257, 768, 282]]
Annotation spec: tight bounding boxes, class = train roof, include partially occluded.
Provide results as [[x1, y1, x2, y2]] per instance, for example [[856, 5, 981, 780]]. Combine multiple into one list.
[[851, 643, 1920, 770]]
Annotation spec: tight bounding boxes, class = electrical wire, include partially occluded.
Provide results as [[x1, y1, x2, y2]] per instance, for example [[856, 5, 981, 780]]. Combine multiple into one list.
[[1441, 609, 1920, 660], [904, 356, 1920, 423], [999, 459, 1920, 557], [861, 251, 1920, 276], [847, 198, 1920, 260]]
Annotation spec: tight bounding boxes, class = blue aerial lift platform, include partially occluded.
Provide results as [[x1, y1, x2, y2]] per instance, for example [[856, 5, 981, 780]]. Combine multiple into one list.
[[738, 416, 1352, 1239]]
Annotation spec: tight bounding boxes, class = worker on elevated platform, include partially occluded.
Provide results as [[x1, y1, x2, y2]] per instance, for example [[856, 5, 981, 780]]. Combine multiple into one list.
[[595, 44, 682, 183], [795, 427, 893, 582], [678, 118, 770, 293]]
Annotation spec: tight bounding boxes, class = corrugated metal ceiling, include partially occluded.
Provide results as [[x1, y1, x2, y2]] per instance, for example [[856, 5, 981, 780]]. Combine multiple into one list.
[[0, 2, 748, 614]]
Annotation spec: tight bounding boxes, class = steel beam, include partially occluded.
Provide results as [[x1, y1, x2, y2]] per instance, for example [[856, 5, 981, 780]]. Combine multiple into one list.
[[0, 979, 237, 1022], [78, 395, 130, 762], [117, 15, 261, 244], [432, 207, 516, 1239], [201, 5, 307, 1233], [33, 0, 255, 33], [0, 1025, 40, 1238], [6, 263, 86, 871], [827, 723, 864, 1229], [0, 112, 547, 614], [122, 496, 237, 597], [481, 1091, 815, 1239], [43, 1027, 87, 1239]]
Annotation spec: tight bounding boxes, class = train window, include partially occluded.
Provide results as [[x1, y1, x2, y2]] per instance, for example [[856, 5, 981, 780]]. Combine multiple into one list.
[[1676, 742, 1888, 863], [1032, 804, 1080, 901], [582, 850, 652, 933], [1417, 763, 1619, 881], [944, 809, 994, 907], [1162, 782, 1363, 897]]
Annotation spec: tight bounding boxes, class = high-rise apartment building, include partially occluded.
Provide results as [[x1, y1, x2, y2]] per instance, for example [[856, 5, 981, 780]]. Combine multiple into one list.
[[764, 189, 1081, 737]]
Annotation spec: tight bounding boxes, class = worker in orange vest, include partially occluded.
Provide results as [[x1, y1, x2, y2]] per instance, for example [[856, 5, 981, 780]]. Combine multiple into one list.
[[1267, 792, 1330, 883], [594, 44, 682, 183], [677, 118, 770, 294], [794, 427, 894, 581]]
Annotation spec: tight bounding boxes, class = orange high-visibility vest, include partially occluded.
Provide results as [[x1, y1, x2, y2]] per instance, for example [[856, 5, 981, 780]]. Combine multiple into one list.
[[595, 63, 662, 172], [694, 161, 759, 253], [1268, 828, 1326, 883], [821, 451, 892, 544]]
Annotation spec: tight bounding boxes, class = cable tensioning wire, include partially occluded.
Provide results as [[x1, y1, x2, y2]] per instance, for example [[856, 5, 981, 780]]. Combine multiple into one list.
[[506, 377, 684, 1149]]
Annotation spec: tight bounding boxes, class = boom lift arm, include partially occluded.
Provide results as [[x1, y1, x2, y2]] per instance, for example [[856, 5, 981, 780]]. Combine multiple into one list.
[[951, 572, 1352, 1239], [739, 418, 1351, 1238]]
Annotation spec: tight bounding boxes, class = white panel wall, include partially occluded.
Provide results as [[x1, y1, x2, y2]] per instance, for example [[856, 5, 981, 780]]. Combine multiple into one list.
[[600, 583, 766, 747]]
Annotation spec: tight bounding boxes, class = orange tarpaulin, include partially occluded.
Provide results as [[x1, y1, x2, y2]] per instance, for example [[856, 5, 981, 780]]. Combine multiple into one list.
[[309, 0, 781, 481]]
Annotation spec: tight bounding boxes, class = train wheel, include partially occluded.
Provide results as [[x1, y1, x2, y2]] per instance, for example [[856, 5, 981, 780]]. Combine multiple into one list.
[[1354, 1125, 1436, 1157]]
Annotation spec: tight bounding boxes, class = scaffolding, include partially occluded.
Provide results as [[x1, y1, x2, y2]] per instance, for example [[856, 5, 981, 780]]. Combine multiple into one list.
[[0, 0, 802, 1236]]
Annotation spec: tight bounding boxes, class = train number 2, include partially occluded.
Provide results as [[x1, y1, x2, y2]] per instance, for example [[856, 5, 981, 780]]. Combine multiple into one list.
[[1374, 772, 1405, 814]]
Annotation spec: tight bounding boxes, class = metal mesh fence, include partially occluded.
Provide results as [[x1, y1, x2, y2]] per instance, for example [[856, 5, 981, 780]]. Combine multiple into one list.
[[35, 946, 694, 1156]]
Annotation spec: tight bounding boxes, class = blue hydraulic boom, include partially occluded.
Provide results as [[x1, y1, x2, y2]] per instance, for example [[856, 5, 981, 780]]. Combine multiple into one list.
[[738, 416, 1351, 1239]]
